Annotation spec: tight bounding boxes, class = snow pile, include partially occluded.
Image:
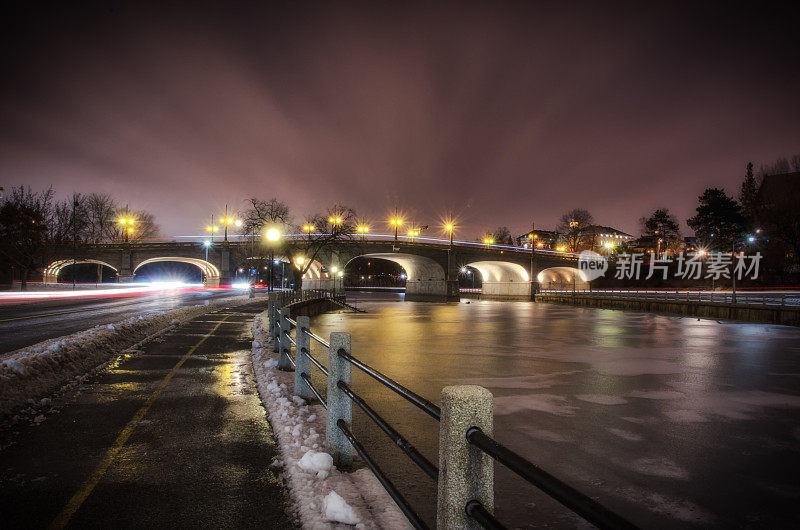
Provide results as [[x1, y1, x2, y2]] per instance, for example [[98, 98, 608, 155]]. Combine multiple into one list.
[[250, 311, 412, 529], [0, 297, 247, 420], [323, 491, 360, 525]]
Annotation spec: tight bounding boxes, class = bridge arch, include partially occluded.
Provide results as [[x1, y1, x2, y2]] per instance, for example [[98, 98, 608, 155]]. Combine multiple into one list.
[[466, 260, 530, 298], [133, 257, 221, 286], [339, 252, 447, 301], [44, 259, 119, 284], [537, 266, 589, 290]]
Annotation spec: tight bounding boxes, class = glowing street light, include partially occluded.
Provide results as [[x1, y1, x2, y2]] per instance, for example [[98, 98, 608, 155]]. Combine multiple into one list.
[[119, 218, 135, 242], [218, 205, 241, 241], [302, 224, 315, 233], [264, 228, 281, 292], [390, 217, 403, 240], [357, 226, 369, 234], [445, 223, 454, 247]]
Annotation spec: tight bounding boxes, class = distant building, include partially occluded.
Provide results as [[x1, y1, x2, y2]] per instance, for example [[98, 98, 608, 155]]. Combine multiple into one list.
[[516, 229, 558, 250], [516, 225, 633, 253], [583, 225, 634, 253]]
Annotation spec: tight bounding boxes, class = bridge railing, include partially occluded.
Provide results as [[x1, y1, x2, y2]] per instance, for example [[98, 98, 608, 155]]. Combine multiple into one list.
[[266, 290, 639, 529], [539, 288, 800, 307]]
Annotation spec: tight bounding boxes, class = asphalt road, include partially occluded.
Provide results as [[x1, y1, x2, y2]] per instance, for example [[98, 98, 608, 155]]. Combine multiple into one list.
[[0, 289, 249, 355], [0, 302, 294, 529]]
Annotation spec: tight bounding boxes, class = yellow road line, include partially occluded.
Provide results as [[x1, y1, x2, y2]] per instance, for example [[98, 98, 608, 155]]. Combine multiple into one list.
[[47, 314, 231, 530]]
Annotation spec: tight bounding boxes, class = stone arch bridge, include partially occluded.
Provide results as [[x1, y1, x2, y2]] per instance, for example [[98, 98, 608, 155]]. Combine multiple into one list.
[[43, 239, 586, 300]]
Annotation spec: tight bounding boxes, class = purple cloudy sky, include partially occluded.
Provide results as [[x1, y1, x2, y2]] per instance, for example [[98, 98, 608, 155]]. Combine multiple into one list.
[[1, 2, 799, 239]]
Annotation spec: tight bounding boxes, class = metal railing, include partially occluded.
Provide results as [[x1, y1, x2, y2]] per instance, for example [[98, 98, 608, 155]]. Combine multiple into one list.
[[266, 290, 639, 529], [539, 289, 800, 308]]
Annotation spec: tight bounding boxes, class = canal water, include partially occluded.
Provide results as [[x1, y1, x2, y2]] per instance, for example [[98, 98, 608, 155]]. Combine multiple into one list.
[[306, 292, 800, 529]]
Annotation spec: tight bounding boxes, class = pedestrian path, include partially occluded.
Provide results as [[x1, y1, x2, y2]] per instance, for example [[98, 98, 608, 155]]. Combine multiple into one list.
[[0, 303, 295, 529]]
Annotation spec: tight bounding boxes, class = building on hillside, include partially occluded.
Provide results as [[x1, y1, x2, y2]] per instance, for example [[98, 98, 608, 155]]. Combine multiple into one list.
[[516, 229, 559, 250], [583, 225, 634, 254]]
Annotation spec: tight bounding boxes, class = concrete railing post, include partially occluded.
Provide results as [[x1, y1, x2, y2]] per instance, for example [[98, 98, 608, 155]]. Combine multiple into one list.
[[294, 316, 312, 400], [277, 308, 293, 371], [327, 332, 352, 467], [270, 302, 280, 353], [437, 385, 494, 530]]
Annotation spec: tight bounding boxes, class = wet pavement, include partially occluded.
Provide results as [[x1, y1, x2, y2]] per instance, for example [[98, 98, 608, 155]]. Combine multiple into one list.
[[305, 292, 800, 529], [0, 302, 294, 529]]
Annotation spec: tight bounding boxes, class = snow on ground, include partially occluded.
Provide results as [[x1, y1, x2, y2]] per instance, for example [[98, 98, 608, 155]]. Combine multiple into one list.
[[250, 311, 411, 530], [0, 296, 248, 421]]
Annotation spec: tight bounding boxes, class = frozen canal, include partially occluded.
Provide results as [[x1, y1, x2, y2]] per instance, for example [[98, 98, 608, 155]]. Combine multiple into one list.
[[307, 292, 800, 529]]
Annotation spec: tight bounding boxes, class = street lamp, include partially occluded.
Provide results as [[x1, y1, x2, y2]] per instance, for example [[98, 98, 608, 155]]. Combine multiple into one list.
[[119, 218, 135, 242], [219, 205, 241, 241], [265, 228, 281, 292], [390, 217, 402, 240], [206, 225, 219, 241]]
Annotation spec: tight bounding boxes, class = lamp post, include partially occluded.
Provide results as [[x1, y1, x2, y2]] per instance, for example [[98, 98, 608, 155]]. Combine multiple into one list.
[[119, 217, 135, 243], [219, 205, 242, 242], [266, 228, 280, 292], [731, 241, 738, 304], [445, 224, 454, 283], [328, 216, 342, 236], [390, 214, 402, 241], [529, 222, 538, 301], [206, 210, 219, 241]]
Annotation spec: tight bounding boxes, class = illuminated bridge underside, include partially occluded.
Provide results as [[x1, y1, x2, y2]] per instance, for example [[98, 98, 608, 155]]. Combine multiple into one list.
[[333, 252, 456, 302], [468, 261, 531, 299], [44, 259, 118, 283], [537, 267, 589, 290], [133, 257, 221, 286]]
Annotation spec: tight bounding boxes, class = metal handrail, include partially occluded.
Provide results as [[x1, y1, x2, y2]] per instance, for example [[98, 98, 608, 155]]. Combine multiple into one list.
[[465, 500, 506, 530], [466, 427, 639, 530], [337, 350, 442, 421], [301, 346, 329, 376], [337, 419, 429, 530], [304, 329, 331, 349], [301, 372, 327, 409], [337, 380, 438, 481]]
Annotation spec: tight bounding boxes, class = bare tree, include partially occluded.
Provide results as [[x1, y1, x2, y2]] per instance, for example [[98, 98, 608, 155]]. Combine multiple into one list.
[[85, 193, 117, 242], [0, 186, 55, 288], [286, 204, 359, 280], [242, 197, 291, 235], [490, 226, 514, 245], [555, 208, 594, 252]]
